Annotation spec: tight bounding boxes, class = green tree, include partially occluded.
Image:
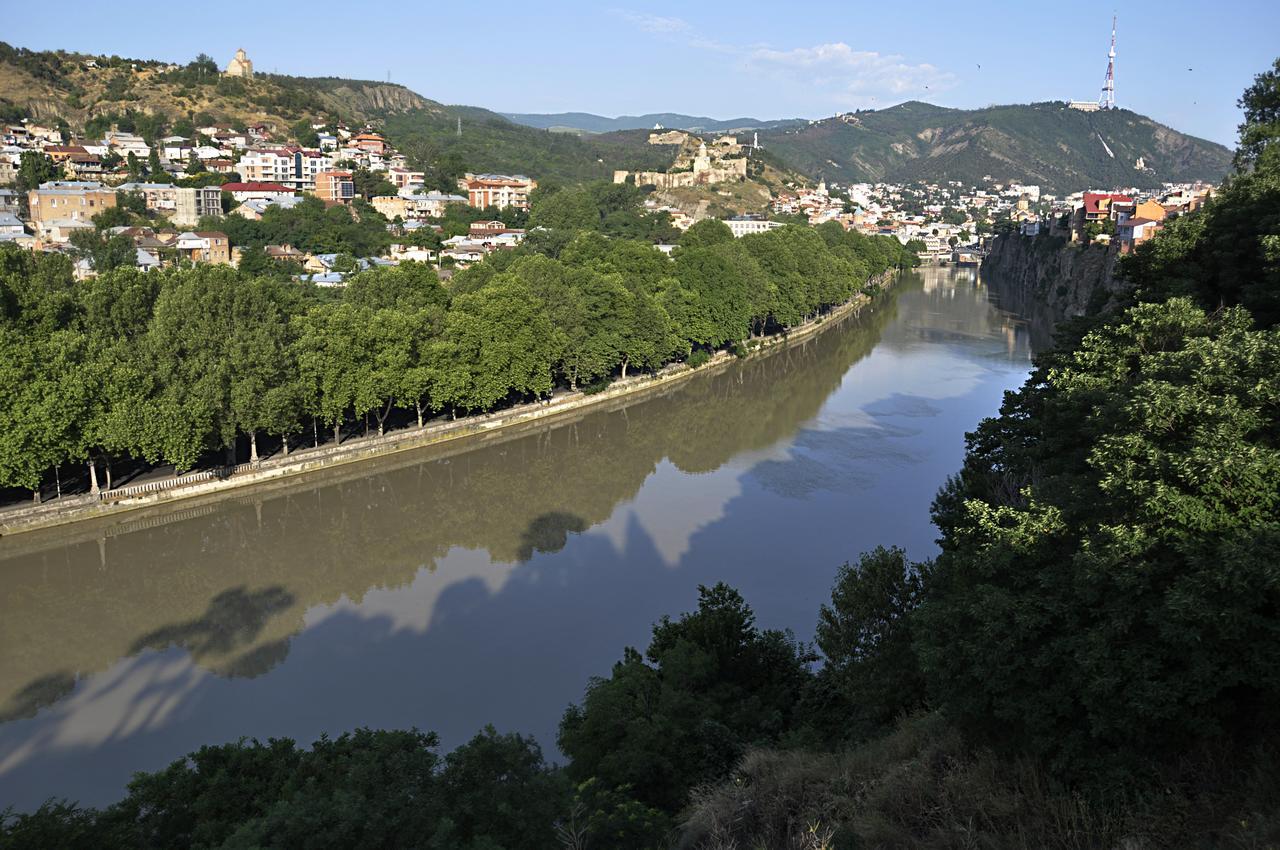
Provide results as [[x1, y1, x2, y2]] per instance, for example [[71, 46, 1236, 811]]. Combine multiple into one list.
[[677, 218, 734, 249], [1235, 56, 1280, 173], [559, 583, 814, 812], [918, 299, 1280, 779], [146, 146, 165, 181], [15, 150, 59, 217], [434, 278, 557, 413], [806, 546, 927, 744]]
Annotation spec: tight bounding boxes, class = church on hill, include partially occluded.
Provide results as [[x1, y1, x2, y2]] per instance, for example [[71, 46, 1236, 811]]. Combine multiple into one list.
[[224, 48, 253, 79]]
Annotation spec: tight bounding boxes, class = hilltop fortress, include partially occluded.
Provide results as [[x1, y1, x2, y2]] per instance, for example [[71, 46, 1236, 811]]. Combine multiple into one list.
[[614, 132, 748, 189]]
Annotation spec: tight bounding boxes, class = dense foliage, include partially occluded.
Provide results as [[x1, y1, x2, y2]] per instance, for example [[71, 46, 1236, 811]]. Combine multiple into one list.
[[0, 219, 907, 495], [0, 727, 571, 850]]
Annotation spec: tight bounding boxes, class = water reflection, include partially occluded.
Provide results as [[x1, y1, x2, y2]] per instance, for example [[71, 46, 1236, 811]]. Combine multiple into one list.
[[0, 267, 1032, 809]]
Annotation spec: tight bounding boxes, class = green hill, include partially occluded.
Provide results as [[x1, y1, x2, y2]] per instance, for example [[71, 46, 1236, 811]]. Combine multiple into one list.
[[761, 100, 1232, 190]]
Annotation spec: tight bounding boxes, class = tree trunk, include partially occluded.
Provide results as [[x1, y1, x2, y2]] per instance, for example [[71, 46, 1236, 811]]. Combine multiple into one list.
[[104, 458, 112, 491], [313, 418, 319, 448], [281, 434, 290, 456], [55, 467, 62, 499], [225, 441, 236, 468], [364, 413, 369, 438], [87, 458, 100, 495], [376, 400, 393, 436], [334, 420, 342, 445], [620, 358, 629, 379], [249, 431, 259, 464], [32, 488, 41, 504], [415, 401, 424, 429]]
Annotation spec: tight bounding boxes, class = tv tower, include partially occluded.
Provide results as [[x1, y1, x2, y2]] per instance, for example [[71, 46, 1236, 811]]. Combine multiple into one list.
[[1099, 15, 1116, 110]]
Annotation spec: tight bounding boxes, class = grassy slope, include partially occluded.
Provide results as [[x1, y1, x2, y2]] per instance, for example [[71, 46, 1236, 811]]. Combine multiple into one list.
[[762, 100, 1233, 190], [0, 46, 436, 131]]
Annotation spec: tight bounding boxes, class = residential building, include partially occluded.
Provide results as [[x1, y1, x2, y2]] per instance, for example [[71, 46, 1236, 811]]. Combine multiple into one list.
[[27, 181, 116, 239], [461, 173, 536, 210], [372, 195, 411, 220], [0, 189, 18, 215], [117, 182, 180, 213], [1081, 192, 1133, 222], [238, 148, 333, 191], [313, 170, 355, 204], [43, 145, 90, 164], [413, 191, 468, 218], [173, 186, 224, 226], [0, 211, 25, 236], [1117, 217, 1161, 248], [174, 231, 231, 264], [221, 182, 295, 203], [350, 133, 388, 155], [103, 132, 151, 159], [386, 167, 425, 191], [723, 216, 784, 238], [231, 195, 305, 219]]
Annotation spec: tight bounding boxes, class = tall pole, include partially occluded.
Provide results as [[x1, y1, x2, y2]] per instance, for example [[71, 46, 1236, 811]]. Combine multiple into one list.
[[1100, 15, 1116, 110]]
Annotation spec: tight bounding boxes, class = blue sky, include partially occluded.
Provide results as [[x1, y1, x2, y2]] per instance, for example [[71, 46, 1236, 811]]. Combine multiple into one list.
[[8, 1, 1277, 146]]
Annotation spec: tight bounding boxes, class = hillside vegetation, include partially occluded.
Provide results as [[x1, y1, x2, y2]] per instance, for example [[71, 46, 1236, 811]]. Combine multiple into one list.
[[0, 43, 746, 187], [762, 100, 1232, 190], [0, 42, 435, 130]]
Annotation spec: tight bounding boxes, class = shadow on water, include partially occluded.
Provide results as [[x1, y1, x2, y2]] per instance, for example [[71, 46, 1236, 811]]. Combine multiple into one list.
[[517, 512, 590, 562], [0, 672, 78, 724], [129, 586, 297, 679]]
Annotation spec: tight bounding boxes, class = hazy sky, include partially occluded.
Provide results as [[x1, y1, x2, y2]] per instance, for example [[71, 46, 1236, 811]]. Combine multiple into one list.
[[8, 1, 1277, 146]]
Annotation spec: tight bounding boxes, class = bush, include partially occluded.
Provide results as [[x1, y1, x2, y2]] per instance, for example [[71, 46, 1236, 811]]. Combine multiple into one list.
[[686, 349, 711, 368]]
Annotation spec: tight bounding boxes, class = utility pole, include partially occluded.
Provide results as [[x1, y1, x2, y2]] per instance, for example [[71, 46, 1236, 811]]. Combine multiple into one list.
[[456, 116, 462, 137]]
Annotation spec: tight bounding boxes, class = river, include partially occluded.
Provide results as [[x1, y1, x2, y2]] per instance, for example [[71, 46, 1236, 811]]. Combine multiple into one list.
[[0, 265, 1033, 811]]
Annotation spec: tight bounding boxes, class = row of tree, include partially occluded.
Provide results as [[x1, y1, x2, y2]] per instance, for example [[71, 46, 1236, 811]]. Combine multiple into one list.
[[0, 218, 910, 497]]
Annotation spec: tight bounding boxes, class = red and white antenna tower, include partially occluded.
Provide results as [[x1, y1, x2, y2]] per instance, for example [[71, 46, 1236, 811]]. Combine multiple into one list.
[[1099, 16, 1117, 109]]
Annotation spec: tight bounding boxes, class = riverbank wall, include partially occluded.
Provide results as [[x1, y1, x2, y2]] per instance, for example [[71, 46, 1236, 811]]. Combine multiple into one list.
[[981, 233, 1129, 343], [0, 271, 900, 539]]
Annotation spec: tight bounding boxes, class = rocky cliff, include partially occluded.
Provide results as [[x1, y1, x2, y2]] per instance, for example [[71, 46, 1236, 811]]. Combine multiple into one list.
[[981, 233, 1129, 345]]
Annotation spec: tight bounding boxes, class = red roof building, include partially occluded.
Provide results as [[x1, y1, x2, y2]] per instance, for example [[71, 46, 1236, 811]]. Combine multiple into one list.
[[1082, 192, 1133, 221]]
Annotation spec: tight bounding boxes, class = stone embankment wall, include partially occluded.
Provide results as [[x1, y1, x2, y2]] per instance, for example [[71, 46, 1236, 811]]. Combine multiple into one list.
[[981, 234, 1130, 337]]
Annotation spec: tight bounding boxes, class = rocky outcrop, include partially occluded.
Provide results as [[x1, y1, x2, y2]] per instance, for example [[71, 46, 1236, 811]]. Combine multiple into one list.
[[981, 233, 1129, 344]]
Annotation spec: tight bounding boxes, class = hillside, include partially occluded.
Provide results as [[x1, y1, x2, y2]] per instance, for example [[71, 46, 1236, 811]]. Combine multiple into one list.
[[501, 111, 800, 135], [761, 100, 1233, 190], [0, 43, 437, 130], [0, 43, 691, 185]]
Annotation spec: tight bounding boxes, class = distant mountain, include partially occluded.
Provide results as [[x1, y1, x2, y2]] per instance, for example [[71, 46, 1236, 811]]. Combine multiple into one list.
[[502, 112, 801, 135], [760, 101, 1232, 191]]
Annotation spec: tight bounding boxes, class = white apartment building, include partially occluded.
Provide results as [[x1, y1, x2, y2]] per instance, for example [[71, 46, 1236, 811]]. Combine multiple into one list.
[[237, 148, 333, 191], [724, 216, 784, 238]]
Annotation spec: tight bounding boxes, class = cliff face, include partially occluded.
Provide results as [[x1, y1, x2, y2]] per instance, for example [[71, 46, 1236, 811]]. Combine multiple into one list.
[[981, 233, 1129, 345]]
